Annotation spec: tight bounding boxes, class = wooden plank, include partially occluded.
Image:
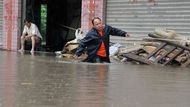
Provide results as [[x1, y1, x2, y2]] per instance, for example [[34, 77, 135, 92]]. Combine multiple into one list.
[[181, 58, 190, 67], [123, 53, 152, 65], [144, 38, 190, 51], [147, 33, 183, 42], [147, 43, 167, 59], [154, 46, 176, 63], [164, 48, 184, 65]]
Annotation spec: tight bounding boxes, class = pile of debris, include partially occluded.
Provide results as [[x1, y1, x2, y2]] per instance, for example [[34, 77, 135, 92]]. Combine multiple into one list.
[[115, 28, 190, 67], [55, 28, 87, 60], [55, 28, 190, 67]]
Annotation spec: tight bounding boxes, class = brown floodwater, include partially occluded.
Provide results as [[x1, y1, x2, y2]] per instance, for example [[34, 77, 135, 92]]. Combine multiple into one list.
[[0, 50, 190, 107]]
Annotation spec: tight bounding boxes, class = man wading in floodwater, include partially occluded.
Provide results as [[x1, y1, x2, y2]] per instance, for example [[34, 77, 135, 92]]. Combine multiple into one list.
[[74, 17, 130, 63]]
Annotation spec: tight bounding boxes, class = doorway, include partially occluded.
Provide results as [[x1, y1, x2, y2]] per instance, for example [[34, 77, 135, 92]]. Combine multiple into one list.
[[24, 0, 82, 52]]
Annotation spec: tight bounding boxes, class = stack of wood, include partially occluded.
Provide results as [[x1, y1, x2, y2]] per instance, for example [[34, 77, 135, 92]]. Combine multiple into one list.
[[120, 29, 190, 67]]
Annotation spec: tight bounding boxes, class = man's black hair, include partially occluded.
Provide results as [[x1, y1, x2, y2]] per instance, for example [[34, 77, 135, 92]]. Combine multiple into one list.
[[24, 18, 33, 23], [91, 17, 101, 25]]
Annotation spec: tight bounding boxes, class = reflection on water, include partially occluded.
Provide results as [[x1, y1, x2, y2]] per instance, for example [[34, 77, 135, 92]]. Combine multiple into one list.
[[0, 50, 190, 107], [0, 51, 18, 107]]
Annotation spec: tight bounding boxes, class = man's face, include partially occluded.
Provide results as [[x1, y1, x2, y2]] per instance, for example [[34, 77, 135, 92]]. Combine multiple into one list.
[[93, 19, 103, 31], [25, 21, 31, 28]]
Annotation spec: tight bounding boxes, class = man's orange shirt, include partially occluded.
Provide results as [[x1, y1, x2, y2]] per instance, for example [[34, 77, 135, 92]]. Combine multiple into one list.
[[97, 31, 106, 57]]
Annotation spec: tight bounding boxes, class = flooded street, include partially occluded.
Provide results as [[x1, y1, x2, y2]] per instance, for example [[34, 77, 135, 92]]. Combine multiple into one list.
[[0, 50, 190, 107]]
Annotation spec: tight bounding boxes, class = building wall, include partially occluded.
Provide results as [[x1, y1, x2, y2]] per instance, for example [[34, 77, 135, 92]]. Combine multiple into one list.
[[1, 0, 105, 50], [2, 0, 21, 50], [0, 0, 3, 46], [81, 0, 105, 35], [1, 0, 190, 51], [106, 0, 190, 37]]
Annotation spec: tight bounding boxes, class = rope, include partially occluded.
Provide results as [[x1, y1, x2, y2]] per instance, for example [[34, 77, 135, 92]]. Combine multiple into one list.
[[58, 24, 77, 31]]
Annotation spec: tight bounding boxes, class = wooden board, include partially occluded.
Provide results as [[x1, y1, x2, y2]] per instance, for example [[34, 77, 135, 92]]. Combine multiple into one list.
[[123, 53, 153, 65]]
